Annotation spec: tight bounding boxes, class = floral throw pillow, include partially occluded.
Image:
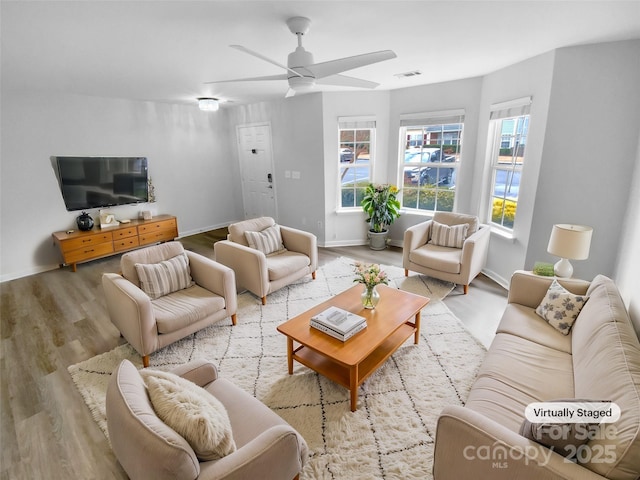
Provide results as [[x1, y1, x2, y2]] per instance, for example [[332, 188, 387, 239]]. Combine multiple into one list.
[[535, 279, 589, 335]]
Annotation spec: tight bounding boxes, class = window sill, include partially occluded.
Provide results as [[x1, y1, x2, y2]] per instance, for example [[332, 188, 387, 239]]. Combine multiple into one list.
[[490, 227, 516, 242], [336, 208, 364, 215]]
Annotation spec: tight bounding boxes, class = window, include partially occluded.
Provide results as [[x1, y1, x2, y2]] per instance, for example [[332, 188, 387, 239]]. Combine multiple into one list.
[[487, 97, 531, 230], [338, 118, 375, 209], [399, 110, 464, 213]]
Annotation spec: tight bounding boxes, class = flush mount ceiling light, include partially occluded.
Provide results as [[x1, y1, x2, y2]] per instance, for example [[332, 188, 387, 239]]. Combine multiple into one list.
[[197, 97, 219, 111]]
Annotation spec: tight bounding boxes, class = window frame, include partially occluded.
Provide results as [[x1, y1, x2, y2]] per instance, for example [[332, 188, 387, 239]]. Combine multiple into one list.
[[337, 117, 376, 211], [486, 97, 532, 232], [397, 109, 464, 214]]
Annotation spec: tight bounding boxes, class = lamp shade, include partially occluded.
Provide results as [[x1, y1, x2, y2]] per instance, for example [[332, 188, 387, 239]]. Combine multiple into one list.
[[547, 224, 593, 260], [198, 98, 219, 111]]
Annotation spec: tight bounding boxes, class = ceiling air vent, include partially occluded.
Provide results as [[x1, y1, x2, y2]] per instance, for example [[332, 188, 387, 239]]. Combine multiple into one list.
[[394, 70, 422, 78]]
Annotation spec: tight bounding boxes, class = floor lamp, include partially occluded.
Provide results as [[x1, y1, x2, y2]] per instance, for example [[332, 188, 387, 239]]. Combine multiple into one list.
[[547, 224, 593, 278]]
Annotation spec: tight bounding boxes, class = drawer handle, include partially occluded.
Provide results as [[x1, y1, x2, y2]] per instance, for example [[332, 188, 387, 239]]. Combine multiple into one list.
[[82, 239, 92, 243], [84, 249, 95, 254]]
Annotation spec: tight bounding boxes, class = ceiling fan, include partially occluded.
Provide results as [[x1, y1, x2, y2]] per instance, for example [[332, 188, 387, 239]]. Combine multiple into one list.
[[205, 16, 397, 97]]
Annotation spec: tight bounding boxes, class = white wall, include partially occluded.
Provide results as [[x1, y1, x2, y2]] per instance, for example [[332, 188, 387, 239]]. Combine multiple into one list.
[[0, 91, 241, 281], [474, 51, 556, 286], [224, 94, 326, 241], [320, 90, 391, 246], [526, 40, 640, 281]]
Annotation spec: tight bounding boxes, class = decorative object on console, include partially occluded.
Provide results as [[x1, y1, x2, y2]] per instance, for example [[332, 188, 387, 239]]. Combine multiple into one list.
[[99, 210, 120, 229], [361, 183, 400, 250], [353, 261, 388, 309], [546, 224, 593, 278], [76, 211, 94, 231]]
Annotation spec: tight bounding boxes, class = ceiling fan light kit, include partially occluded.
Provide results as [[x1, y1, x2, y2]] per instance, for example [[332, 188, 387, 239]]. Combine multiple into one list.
[[205, 16, 397, 98], [197, 97, 219, 111]]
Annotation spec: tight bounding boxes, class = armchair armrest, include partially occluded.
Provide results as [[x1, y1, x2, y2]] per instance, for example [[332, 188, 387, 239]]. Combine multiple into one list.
[[459, 224, 491, 277], [186, 251, 237, 316], [170, 359, 219, 387], [403, 220, 433, 268], [280, 226, 317, 271], [102, 273, 158, 357], [199, 425, 306, 480], [214, 240, 269, 298], [434, 405, 605, 480], [507, 270, 590, 309]]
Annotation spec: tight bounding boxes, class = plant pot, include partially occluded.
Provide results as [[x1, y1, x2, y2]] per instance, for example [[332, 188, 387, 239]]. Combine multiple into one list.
[[368, 230, 388, 250]]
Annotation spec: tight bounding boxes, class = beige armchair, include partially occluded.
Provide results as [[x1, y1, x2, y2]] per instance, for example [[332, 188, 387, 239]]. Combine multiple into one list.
[[106, 359, 308, 480], [102, 242, 237, 367], [403, 212, 490, 294], [214, 217, 317, 305]]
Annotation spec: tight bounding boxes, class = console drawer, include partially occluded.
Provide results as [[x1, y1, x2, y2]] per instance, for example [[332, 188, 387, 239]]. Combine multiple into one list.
[[60, 233, 112, 252], [112, 227, 137, 240], [139, 229, 176, 245], [114, 236, 140, 252], [64, 241, 114, 264]]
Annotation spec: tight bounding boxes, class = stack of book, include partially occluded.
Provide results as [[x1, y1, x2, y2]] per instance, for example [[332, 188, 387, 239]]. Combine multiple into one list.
[[310, 306, 367, 341]]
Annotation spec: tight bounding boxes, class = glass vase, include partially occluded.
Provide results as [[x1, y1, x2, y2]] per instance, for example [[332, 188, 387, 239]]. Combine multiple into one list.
[[361, 285, 380, 309]]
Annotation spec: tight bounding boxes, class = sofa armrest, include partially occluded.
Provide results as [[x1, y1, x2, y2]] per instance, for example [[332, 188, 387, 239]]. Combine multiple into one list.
[[279, 226, 317, 271], [102, 273, 158, 357], [186, 251, 237, 316], [214, 240, 269, 298], [199, 425, 306, 480], [171, 359, 219, 387], [508, 270, 591, 309], [434, 406, 606, 480]]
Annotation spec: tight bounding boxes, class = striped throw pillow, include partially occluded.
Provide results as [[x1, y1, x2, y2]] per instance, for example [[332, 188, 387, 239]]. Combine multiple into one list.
[[430, 221, 469, 248], [244, 225, 285, 255], [135, 254, 193, 299]]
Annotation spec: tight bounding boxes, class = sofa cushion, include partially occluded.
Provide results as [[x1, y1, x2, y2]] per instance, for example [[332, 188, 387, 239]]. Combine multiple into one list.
[[152, 285, 226, 334], [430, 221, 468, 248], [535, 279, 589, 335], [571, 275, 640, 479], [245, 224, 285, 255], [121, 241, 187, 287], [266, 251, 310, 281], [466, 333, 575, 432], [141, 369, 237, 461], [409, 244, 461, 274], [135, 254, 193, 300]]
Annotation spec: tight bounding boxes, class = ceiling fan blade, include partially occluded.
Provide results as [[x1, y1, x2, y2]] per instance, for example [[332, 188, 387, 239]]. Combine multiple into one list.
[[316, 74, 380, 89], [306, 50, 396, 79], [230, 45, 303, 78], [204, 74, 288, 84], [285, 88, 296, 98]]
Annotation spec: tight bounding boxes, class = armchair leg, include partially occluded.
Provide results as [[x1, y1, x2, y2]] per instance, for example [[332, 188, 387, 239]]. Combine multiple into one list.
[[404, 269, 409, 277], [312, 271, 316, 280], [261, 296, 267, 305], [463, 284, 469, 295], [231, 313, 237, 326], [142, 355, 150, 368]]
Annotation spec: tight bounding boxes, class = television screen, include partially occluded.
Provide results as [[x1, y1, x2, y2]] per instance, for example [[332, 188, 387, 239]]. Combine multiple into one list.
[[55, 156, 148, 211]]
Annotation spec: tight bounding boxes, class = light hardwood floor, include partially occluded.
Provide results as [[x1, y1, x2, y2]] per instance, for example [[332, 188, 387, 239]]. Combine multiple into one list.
[[0, 231, 507, 479]]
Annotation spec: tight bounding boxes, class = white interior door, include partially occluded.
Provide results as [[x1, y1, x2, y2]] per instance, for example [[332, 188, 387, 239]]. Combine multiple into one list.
[[236, 124, 277, 220]]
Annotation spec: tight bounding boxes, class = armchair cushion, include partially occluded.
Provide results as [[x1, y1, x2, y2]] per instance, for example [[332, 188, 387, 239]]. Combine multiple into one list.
[[245, 224, 285, 255], [409, 244, 462, 274], [140, 369, 236, 461], [267, 251, 311, 281], [153, 284, 226, 334], [135, 253, 193, 299], [430, 220, 468, 248]]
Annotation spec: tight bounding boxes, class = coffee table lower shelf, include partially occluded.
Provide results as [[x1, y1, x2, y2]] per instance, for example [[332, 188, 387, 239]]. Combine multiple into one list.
[[292, 322, 416, 411]]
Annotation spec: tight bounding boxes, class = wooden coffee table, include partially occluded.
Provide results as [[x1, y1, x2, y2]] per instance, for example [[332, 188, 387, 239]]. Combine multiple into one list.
[[277, 284, 429, 411]]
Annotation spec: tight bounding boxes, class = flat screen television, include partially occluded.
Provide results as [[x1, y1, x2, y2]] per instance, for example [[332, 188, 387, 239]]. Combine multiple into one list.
[[55, 156, 149, 211]]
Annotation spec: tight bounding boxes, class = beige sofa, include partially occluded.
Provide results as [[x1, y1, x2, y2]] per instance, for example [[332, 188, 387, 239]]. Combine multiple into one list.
[[433, 271, 640, 479]]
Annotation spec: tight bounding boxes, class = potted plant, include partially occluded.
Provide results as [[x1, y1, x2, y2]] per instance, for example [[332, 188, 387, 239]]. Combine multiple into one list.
[[361, 183, 400, 250]]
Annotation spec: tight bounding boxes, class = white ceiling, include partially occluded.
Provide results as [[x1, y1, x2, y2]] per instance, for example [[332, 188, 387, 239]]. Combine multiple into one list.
[[2, 1, 640, 108]]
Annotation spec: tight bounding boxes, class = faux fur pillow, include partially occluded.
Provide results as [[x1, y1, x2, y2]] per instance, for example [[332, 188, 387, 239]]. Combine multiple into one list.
[[535, 279, 589, 335], [135, 254, 192, 299], [140, 369, 236, 461], [245, 224, 285, 255], [430, 221, 469, 248]]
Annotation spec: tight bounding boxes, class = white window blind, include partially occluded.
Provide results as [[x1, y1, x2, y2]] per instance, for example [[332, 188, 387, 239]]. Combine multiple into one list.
[[399, 109, 465, 127], [338, 116, 376, 129], [490, 97, 532, 120]]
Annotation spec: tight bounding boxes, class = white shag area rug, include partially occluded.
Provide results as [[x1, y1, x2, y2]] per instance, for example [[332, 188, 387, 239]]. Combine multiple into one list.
[[69, 256, 486, 479]]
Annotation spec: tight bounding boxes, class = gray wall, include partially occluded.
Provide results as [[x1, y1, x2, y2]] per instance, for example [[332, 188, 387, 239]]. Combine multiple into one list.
[[526, 40, 640, 280], [0, 91, 241, 280]]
